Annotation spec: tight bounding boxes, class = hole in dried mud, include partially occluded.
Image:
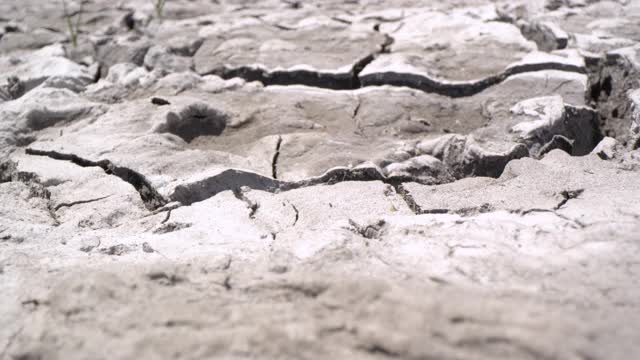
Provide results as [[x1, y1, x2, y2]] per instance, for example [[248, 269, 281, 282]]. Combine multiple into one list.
[[601, 75, 613, 97], [611, 108, 619, 118], [165, 103, 228, 142]]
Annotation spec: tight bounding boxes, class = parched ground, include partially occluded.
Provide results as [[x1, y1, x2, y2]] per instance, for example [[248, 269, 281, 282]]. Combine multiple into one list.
[[1, 0, 640, 359]]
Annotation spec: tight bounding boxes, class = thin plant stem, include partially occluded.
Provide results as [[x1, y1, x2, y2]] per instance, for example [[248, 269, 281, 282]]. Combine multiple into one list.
[[61, 0, 82, 47], [154, 0, 166, 19]]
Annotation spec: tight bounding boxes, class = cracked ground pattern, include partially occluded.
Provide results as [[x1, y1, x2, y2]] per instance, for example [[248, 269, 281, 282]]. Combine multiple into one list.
[[1, 0, 640, 359]]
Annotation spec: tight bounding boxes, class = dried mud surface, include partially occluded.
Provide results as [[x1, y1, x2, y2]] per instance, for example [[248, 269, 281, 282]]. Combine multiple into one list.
[[1, 0, 640, 359]]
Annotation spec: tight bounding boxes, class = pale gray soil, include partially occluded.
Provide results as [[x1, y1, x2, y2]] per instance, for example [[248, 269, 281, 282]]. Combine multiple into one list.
[[1, 0, 640, 359]]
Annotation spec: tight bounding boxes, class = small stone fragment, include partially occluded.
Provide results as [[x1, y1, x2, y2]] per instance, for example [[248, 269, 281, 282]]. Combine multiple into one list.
[[151, 97, 170, 106]]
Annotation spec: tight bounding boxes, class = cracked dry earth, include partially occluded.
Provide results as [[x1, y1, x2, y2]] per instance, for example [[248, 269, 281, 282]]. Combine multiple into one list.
[[2, 0, 640, 359]]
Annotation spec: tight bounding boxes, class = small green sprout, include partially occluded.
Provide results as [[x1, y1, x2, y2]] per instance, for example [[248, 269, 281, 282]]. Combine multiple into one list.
[[61, 0, 84, 47], [153, 0, 166, 20]]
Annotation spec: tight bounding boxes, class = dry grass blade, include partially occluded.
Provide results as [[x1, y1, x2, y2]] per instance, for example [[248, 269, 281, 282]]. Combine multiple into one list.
[[61, 0, 83, 47], [154, 0, 166, 19]]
